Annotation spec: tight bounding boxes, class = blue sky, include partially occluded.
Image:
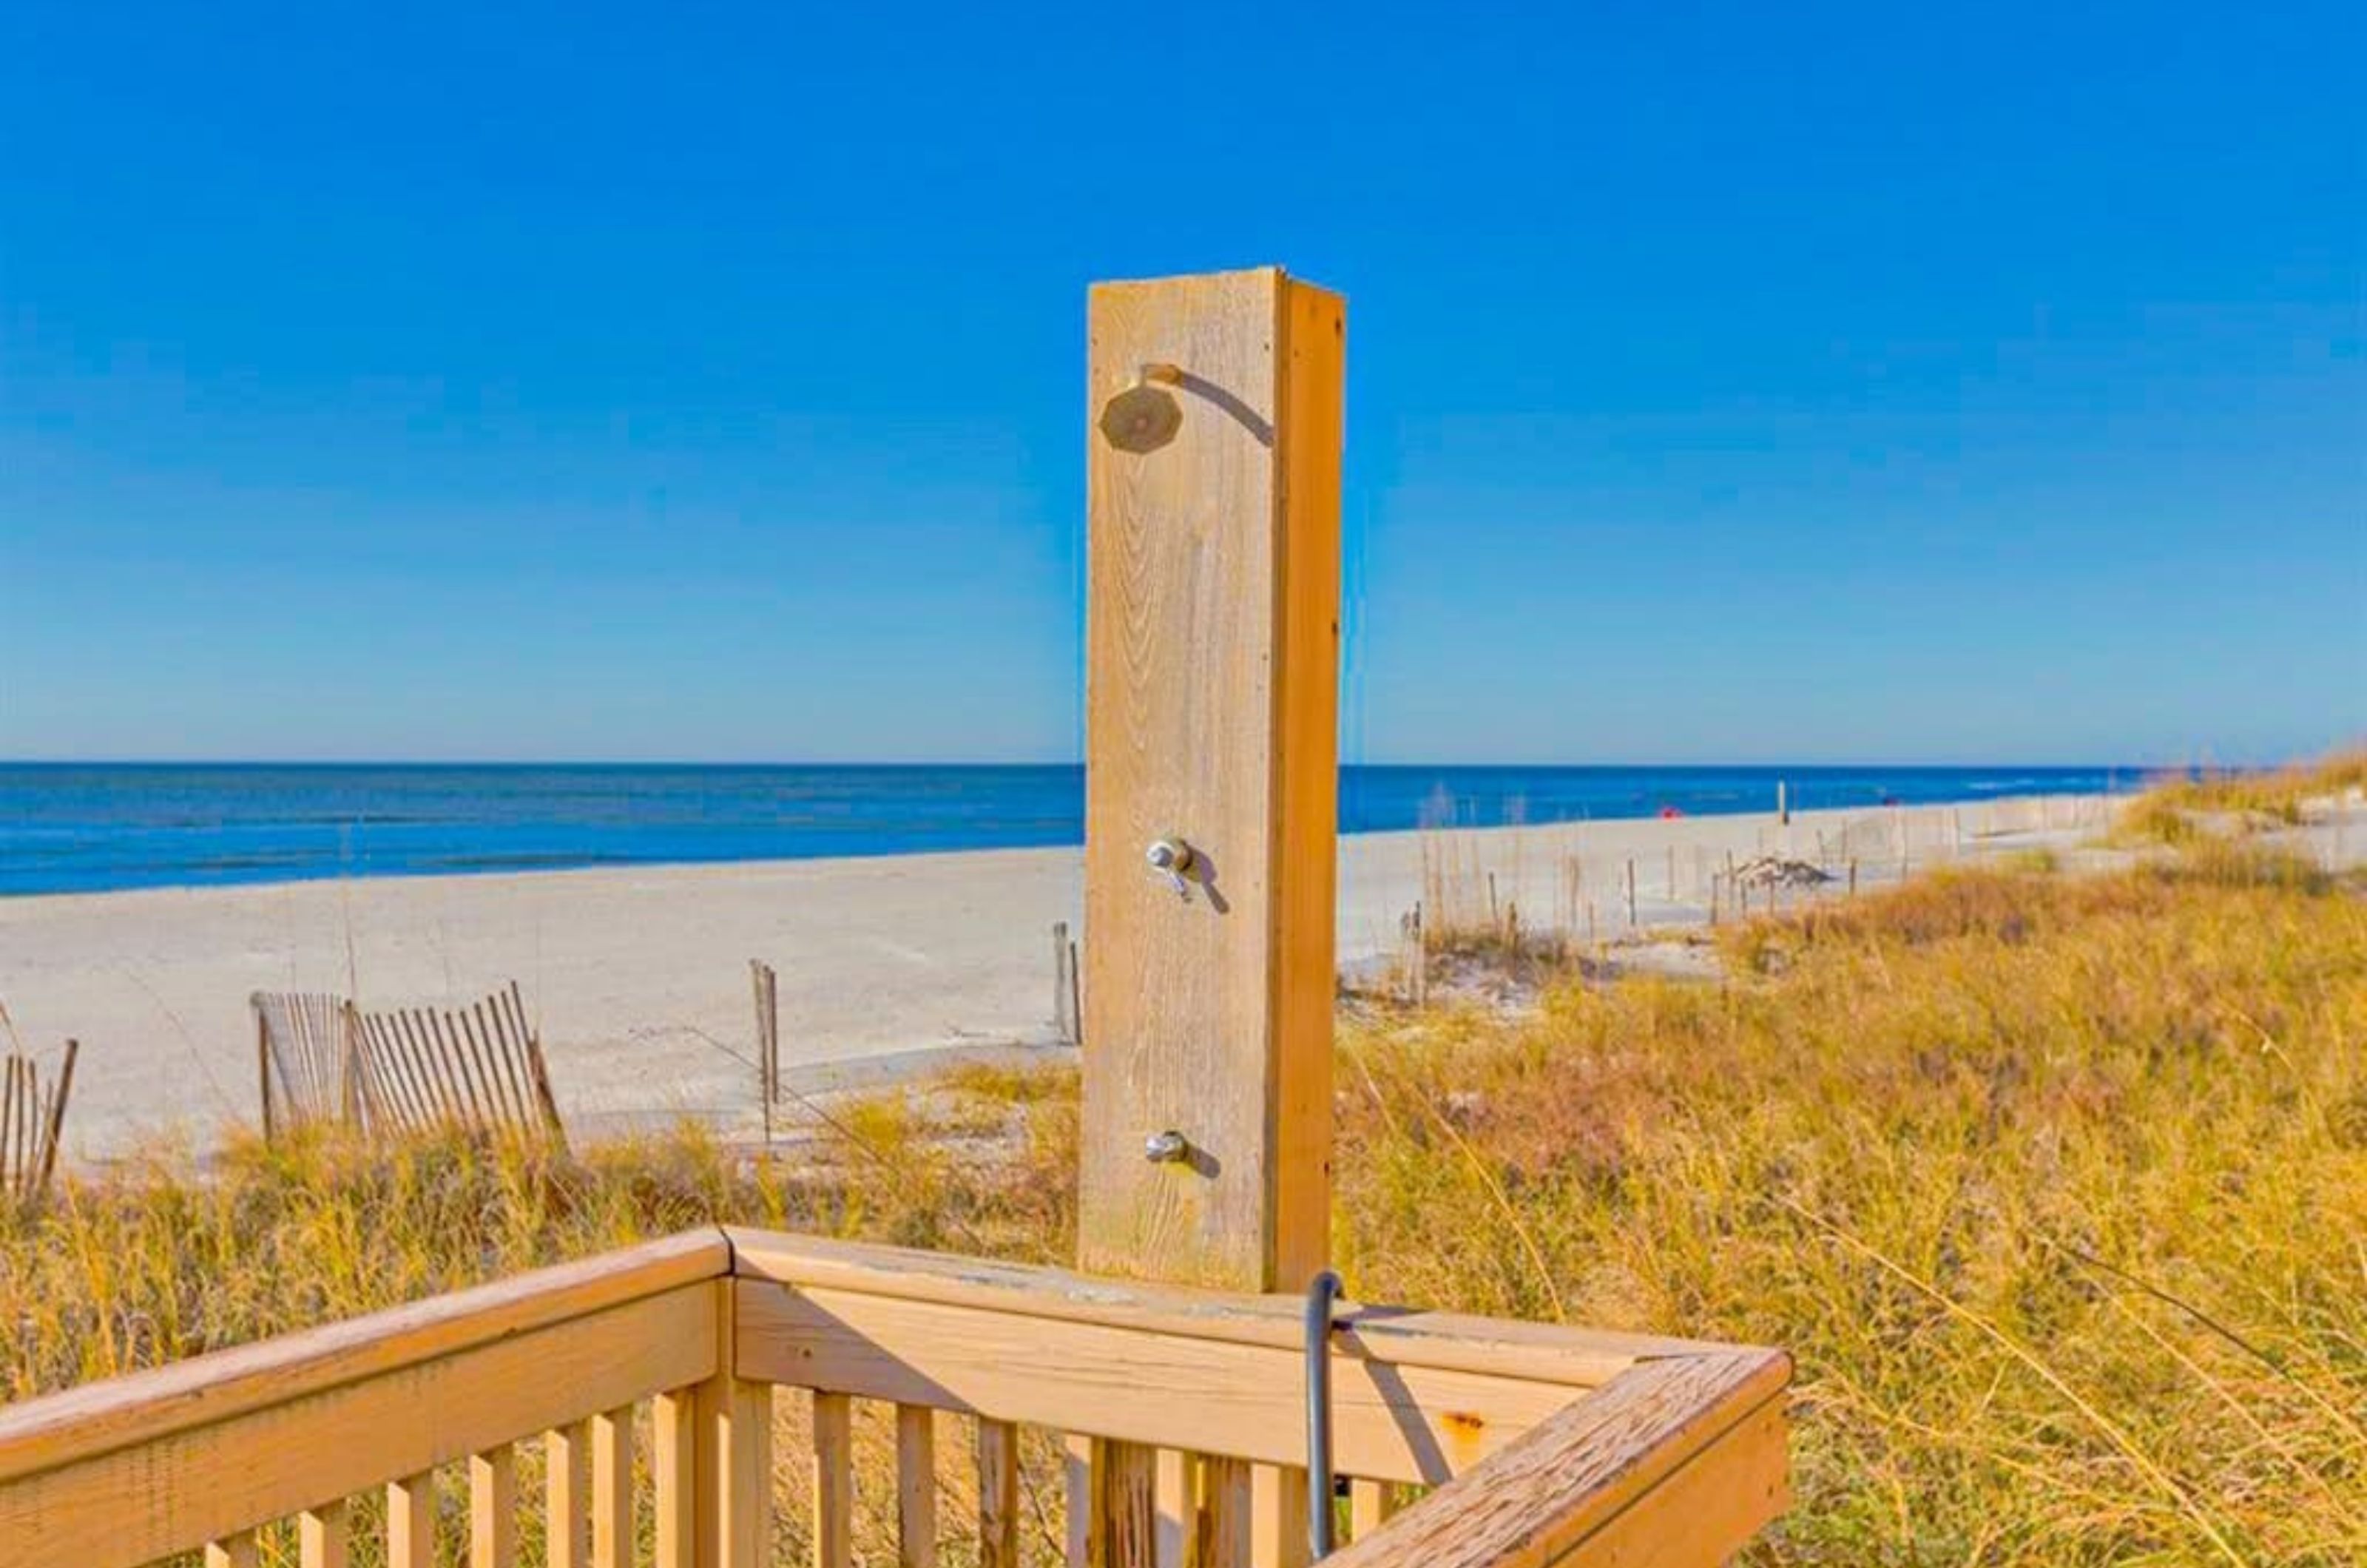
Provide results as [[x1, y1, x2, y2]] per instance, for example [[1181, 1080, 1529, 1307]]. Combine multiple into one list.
[[4, 2, 2360, 765]]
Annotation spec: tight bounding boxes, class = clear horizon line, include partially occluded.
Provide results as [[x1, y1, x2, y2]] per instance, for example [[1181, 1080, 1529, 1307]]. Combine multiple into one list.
[[0, 755, 2191, 771]]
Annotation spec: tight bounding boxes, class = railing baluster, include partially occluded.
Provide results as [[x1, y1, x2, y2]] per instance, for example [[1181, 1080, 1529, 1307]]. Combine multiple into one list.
[[1348, 1479, 1395, 1540], [1155, 1450, 1189, 1568], [897, 1404, 939, 1567], [1252, 1467, 1310, 1568], [975, 1418, 1020, 1568], [1064, 1435, 1092, 1567], [204, 1532, 260, 1568], [1195, 1457, 1253, 1568], [1090, 1439, 1157, 1568], [300, 1500, 348, 1568], [706, 1377, 772, 1568], [654, 1388, 698, 1568], [811, 1391, 853, 1568], [547, 1421, 592, 1568], [470, 1447, 517, 1568], [592, 1405, 635, 1568], [388, 1471, 436, 1568]]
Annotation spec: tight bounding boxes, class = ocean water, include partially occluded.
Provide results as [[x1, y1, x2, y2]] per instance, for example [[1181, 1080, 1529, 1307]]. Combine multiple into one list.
[[0, 763, 2135, 896]]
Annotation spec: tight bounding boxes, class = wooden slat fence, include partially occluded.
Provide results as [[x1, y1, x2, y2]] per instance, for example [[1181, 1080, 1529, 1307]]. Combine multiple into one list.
[[0, 1040, 77, 1209], [251, 991, 357, 1139], [351, 981, 566, 1148], [257, 983, 565, 1147]]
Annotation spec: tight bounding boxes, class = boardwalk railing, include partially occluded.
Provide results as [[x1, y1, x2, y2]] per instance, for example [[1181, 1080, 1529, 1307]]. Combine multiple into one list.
[[0, 1226, 1788, 1568]]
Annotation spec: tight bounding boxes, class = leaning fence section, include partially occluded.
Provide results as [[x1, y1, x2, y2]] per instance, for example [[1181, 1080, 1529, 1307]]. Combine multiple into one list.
[[257, 982, 565, 1147], [352, 981, 566, 1149], [252, 990, 357, 1138], [0, 1040, 76, 1209]]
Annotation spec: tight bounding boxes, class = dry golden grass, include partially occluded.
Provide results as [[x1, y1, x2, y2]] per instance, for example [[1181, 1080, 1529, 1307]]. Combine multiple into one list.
[[2115, 750, 2367, 843], [1337, 841, 2366, 1564], [3, 823, 2361, 1563]]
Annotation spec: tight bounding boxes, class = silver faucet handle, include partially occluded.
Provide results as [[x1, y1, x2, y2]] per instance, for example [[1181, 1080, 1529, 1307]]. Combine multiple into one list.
[[1145, 837, 1196, 898]]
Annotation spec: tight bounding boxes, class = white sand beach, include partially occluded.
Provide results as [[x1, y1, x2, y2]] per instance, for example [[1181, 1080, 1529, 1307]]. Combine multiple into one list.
[[1, 794, 2123, 1160]]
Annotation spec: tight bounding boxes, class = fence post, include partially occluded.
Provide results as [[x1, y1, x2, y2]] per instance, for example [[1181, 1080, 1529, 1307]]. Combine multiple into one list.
[[1078, 267, 1343, 1567], [1052, 923, 1079, 1046], [254, 998, 275, 1143], [749, 961, 778, 1148]]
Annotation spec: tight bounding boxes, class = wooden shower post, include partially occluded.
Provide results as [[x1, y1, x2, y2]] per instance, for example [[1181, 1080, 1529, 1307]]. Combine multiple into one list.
[[1078, 264, 1343, 1568], [1078, 266, 1344, 1294]]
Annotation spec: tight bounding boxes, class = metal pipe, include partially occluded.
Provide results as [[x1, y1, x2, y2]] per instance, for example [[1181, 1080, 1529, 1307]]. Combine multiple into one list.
[[1305, 1269, 1343, 1558]]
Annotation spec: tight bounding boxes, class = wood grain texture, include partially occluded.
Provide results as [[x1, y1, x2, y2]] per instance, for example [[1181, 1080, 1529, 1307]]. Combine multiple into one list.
[[717, 1379, 772, 1568], [975, 1418, 1020, 1568], [1089, 1439, 1158, 1568], [652, 1389, 698, 1568], [810, 1391, 852, 1568], [696, 1274, 771, 1568], [1536, 1396, 1786, 1568], [726, 1229, 1690, 1390], [1317, 1351, 1790, 1568], [0, 1229, 726, 1484], [735, 1280, 1567, 1484], [547, 1420, 592, 1568], [1195, 1456, 1252, 1568], [897, 1404, 939, 1567], [1267, 275, 1344, 1293], [1078, 267, 1343, 1292], [0, 1287, 715, 1568], [205, 1534, 259, 1568]]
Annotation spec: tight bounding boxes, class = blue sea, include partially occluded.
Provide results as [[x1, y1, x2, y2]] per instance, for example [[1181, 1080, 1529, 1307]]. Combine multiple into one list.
[[0, 763, 2138, 896]]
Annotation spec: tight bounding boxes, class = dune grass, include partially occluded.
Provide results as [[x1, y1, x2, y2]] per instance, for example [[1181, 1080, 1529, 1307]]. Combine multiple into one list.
[[4, 830, 2362, 1564], [1337, 842, 2366, 1565], [2115, 750, 2367, 843]]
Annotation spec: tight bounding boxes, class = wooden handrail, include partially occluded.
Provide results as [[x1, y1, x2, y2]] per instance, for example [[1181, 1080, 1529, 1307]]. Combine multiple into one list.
[[0, 1228, 729, 1484], [0, 1226, 1787, 1568], [1326, 1350, 1791, 1568], [726, 1226, 1713, 1389]]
